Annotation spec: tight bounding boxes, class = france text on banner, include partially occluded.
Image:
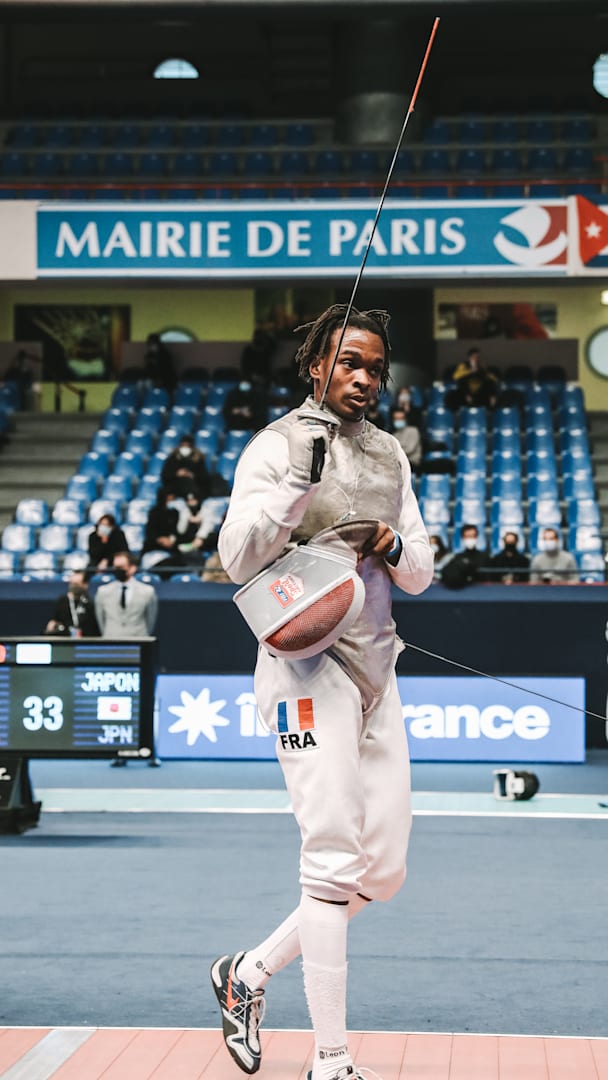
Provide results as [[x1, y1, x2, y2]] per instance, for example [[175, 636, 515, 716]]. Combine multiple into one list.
[[36, 200, 570, 278], [155, 674, 585, 762]]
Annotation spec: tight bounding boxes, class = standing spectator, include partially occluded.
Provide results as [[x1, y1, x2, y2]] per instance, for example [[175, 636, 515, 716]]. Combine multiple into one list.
[[94, 551, 158, 637], [45, 570, 99, 637], [390, 405, 422, 471], [529, 528, 580, 583], [440, 523, 486, 588], [161, 435, 210, 501], [143, 333, 176, 395], [3, 348, 36, 409], [488, 531, 530, 584], [88, 513, 129, 571], [452, 347, 498, 408]]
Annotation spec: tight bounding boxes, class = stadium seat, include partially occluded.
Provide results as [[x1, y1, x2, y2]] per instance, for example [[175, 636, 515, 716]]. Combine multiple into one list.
[[137, 475, 162, 501], [195, 429, 221, 458], [491, 472, 522, 500], [492, 118, 520, 142], [313, 150, 345, 176], [277, 151, 310, 178], [577, 552, 605, 583], [458, 116, 486, 142], [79, 124, 105, 149], [568, 526, 602, 554], [52, 499, 86, 526], [459, 407, 487, 432], [1, 524, 34, 553], [113, 122, 140, 147], [349, 149, 379, 176], [15, 498, 49, 526], [111, 384, 141, 409], [215, 451, 239, 486], [123, 524, 145, 552], [91, 429, 121, 456], [525, 117, 555, 143], [419, 474, 451, 501], [527, 499, 561, 527], [490, 498, 524, 526], [23, 551, 58, 573], [75, 524, 93, 552], [453, 498, 486, 527], [102, 408, 133, 435], [114, 451, 146, 479], [423, 118, 451, 144], [157, 429, 181, 455], [181, 124, 209, 149], [419, 498, 450, 526], [146, 123, 175, 149], [102, 475, 133, 502], [88, 499, 122, 525], [125, 430, 155, 456], [250, 122, 278, 147], [562, 473, 595, 501], [560, 428, 590, 455], [62, 551, 89, 572], [527, 147, 558, 175], [526, 451, 557, 478], [285, 122, 315, 147], [126, 499, 152, 525], [146, 451, 169, 476], [454, 148, 485, 175], [454, 475, 485, 501], [32, 151, 64, 178], [134, 407, 166, 434], [527, 472, 559, 501], [38, 525, 72, 554], [562, 448, 593, 476], [207, 151, 239, 177], [224, 429, 253, 455], [490, 148, 523, 174], [566, 500, 601, 527], [167, 406, 198, 432], [142, 387, 171, 409], [78, 451, 110, 480], [69, 152, 98, 178], [104, 152, 135, 177], [66, 475, 98, 503], [174, 385, 203, 409], [563, 147, 594, 174], [217, 123, 246, 147], [200, 405, 225, 431]]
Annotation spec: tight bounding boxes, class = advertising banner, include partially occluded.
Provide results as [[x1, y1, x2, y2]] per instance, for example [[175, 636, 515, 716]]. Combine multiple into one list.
[[155, 674, 585, 763], [36, 200, 571, 278]]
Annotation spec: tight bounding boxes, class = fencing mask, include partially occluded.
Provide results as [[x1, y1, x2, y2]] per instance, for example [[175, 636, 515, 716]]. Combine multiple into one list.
[[233, 519, 378, 660]]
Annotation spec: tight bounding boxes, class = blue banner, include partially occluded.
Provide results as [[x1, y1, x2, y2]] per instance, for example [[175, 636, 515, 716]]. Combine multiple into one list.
[[36, 200, 570, 278], [155, 674, 585, 762]]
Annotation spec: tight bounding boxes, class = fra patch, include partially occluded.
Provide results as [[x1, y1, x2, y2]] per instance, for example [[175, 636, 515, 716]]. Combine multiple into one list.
[[277, 697, 318, 752]]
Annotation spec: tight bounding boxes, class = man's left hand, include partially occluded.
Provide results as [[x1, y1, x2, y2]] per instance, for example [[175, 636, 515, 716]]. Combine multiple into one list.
[[360, 521, 400, 561]]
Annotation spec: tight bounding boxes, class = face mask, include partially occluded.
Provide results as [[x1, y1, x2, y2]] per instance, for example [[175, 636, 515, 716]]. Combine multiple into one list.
[[98, 524, 111, 537], [543, 539, 559, 553], [239, 381, 252, 393], [393, 419, 406, 431], [463, 538, 477, 550], [167, 500, 180, 511], [179, 446, 192, 457], [114, 567, 128, 583], [504, 541, 518, 551], [70, 585, 86, 598], [430, 542, 440, 555]]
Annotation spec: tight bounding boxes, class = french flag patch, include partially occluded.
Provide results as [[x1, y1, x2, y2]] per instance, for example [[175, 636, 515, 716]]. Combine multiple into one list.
[[277, 697, 315, 734]]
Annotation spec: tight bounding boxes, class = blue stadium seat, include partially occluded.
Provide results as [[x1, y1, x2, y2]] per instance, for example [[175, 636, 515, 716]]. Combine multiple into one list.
[[527, 473, 559, 503], [79, 451, 110, 479], [250, 123, 278, 147], [52, 499, 86, 526], [492, 429, 520, 454], [278, 151, 310, 178], [313, 150, 345, 176], [458, 116, 486, 142], [104, 152, 135, 177], [491, 183, 526, 198], [201, 405, 225, 431], [208, 151, 239, 177], [285, 122, 315, 147], [75, 524, 93, 552], [133, 408, 166, 436], [32, 152, 64, 178], [563, 147, 594, 174], [577, 552, 605, 583], [166, 405, 198, 432], [224, 429, 253, 455], [23, 551, 58, 573], [69, 152, 98, 178], [453, 184, 487, 199], [459, 407, 487, 432], [79, 124, 105, 149], [350, 149, 379, 176], [562, 115, 595, 142], [525, 117, 555, 143], [528, 183, 562, 198], [15, 498, 49, 526], [490, 148, 524, 174], [102, 408, 133, 435], [123, 524, 145, 552], [126, 499, 152, 526], [137, 475, 162, 501], [195, 429, 222, 458], [124, 430, 154, 456], [137, 152, 169, 178], [492, 118, 520, 142], [113, 123, 140, 148], [181, 125, 209, 149], [454, 148, 485, 176], [62, 551, 89, 574], [215, 451, 239, 486], [238, 186, 268, 200], [142, 386, 171, 409], [490, 498, 524, 526], [173, 151, 205, 178], [527, 498, 561, 528], [419, 498, 450, 526], [419, 474, 451, 501], [0, 551, 17, 577], [527, 147, 558, 175], [568, 526, 602, 554], [146, 451, 169, 475], [111, 384, 141, 409], [453, 498, 486, 528], [91, 429, 121, 456], [66, 474, 97, 503], [173, 385, 203, 409], [102, 475, 133, 502], [157, 429, 181, 455], [560, 428, 590, 455], [9, 123, 38, 148], [420, 149, 450, 175], [562, 472, 595, 501], [454, 475, 485, 500], [423, 118, 451, 144], [1, 524, 34, 553], [38, 525, 72, 554], [527, 453, 558, 480], [217, 123, 245, 148], [566, 500, 601, 528], [113, 451, 146, 479], [490, 473, 522, 501], [88, 499, 122, 525], [1, 151, 29, 177], [146, 123, 175, 149], [562, 448, 592, 476]]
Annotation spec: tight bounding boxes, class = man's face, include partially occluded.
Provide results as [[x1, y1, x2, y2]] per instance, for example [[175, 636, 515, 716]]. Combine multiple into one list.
[[69, 572, 87, 594], [462, 528, 478, 548], [504, 533, 518, 549], [113, 555, 134, 579], [309, 327, 386, 421]]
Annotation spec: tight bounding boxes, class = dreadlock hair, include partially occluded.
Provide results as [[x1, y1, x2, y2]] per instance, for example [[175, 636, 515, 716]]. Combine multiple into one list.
[[293, 304, 392, 393]]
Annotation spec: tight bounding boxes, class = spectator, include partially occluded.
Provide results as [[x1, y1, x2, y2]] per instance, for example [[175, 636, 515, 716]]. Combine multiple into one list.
[[161, 434, 210, 501], [179, 509, 226, 567], [366, 398, 386, 429], [390, 405, 422, 470], [88, 513, 129, 571], [452, 346, 498, 408], [428, 533, 451, 581], [240, 328, 276, 387], [223, 379, 267, 431], [143, 333, 176, 395], [488, 530, 530, 584], [440, 523, 486, 588], [529, 527, 580, 584], [394, 385, 423, 427], [4, 348, 36, 409], [45, 570, 100, 637], [94, 551, 158, 637], [143, 488, 182, 557]]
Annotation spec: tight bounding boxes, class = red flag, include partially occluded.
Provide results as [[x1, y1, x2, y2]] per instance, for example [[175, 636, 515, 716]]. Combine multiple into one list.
[[576, 195, 608, 263]]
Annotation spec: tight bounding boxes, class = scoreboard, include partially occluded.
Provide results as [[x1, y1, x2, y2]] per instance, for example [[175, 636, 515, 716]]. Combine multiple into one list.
[[0, 638, 156, 759]]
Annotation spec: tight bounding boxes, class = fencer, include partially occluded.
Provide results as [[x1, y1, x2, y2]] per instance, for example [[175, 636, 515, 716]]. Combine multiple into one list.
[[211, 304, 434, 1080]]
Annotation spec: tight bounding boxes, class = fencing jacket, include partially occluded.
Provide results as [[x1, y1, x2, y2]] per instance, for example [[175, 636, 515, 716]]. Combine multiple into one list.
[[219, 397, 434, 710]]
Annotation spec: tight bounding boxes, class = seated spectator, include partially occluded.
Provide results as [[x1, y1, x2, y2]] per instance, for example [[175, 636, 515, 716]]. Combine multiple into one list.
[[143, 332, 176, 395], [240, 328, 276, 387], [452, 347, 498, 408], [390, 406, 422, 471], [394, 385, 422, 427], [488, 531, 530, 584], [161, 435, 210, 501], [529, 527, 580, 584], [366, 399, 386, 430], [179, 509, 226, 565], [45, 569, 100, 637], [440, 523, 486, 588], [428, 533, 451, 581], [143, 488, 182, 555], [88, 513, 129, 570], [223, 379, 267, 431]]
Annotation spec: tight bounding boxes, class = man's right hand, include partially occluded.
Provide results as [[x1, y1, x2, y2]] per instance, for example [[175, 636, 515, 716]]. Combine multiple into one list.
[[287, 418, 331, 484]]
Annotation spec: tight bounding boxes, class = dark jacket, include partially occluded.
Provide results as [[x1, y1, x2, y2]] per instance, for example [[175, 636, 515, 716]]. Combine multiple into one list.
[[488, 548, 530, 583], [161, 450, 210, 499], [143, 505, 180, 553], [88, 526, 129, 568], [48, 592, 100, 636]]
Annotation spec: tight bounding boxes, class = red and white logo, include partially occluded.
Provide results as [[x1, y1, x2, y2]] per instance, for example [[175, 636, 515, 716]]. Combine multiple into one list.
[[97, 696, 132, 721], [269, 573, 305, 608], [575, 195, 608, 263]]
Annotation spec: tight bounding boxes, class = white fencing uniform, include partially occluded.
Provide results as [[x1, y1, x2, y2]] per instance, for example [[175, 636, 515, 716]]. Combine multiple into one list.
[[219, 397, 433, 903]]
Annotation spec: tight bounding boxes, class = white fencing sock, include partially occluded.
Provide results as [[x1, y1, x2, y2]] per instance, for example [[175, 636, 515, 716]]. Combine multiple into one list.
[[299, 891, 352, 1080], [237, 893, 369, 992]]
